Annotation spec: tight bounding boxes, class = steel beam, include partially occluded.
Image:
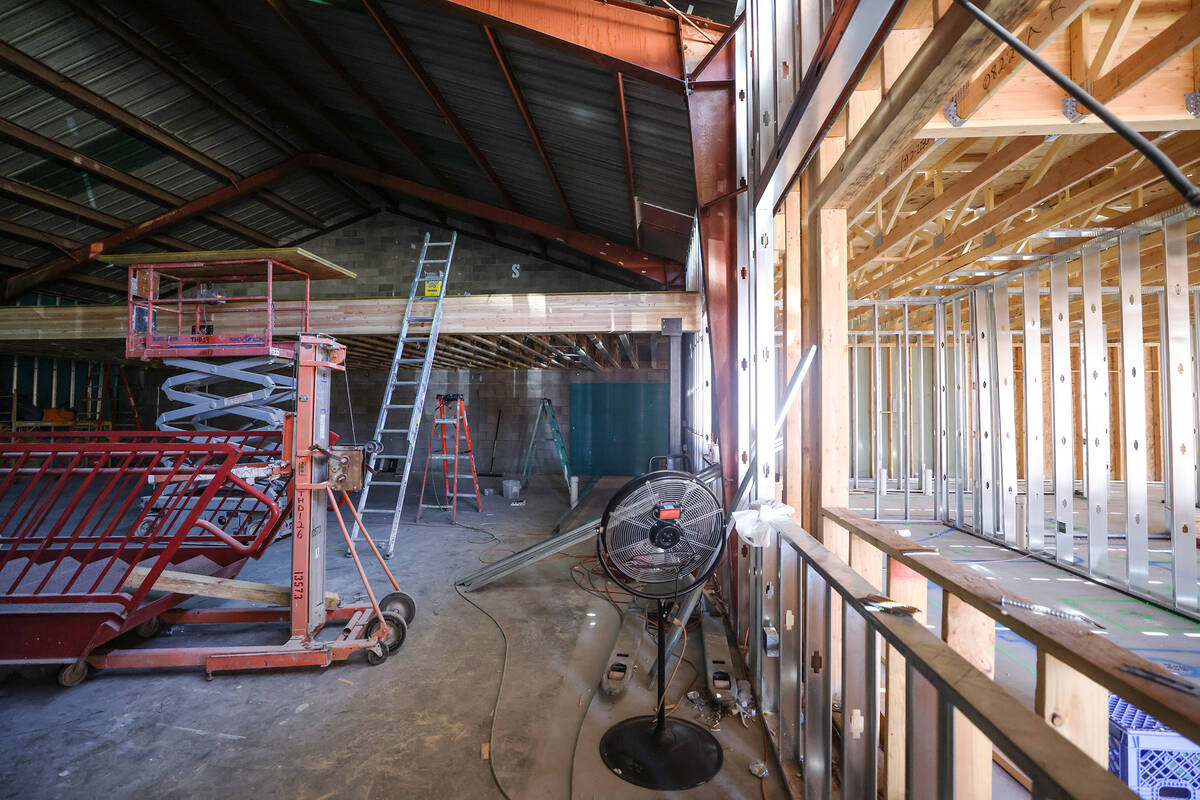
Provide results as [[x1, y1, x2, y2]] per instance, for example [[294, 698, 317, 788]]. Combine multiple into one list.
[[1118, 232, 1149, 591], [1161, 215, 1198, 611], [482, 26, 577, 226], [406, 0, 701, 90], [0, 176, 199, 252], [3, 155, 307, 300], [613, 73, 641, 249], [310, 155, 676, 282], [362, 0, 520, 210], [0, 39, 321, 231], [1081, 247, 1110, 578], [265, 0, 451, 190], [1022, 272, 1045, 551], [1049, 259, 1074, 565], [0, 118, 275, 248]]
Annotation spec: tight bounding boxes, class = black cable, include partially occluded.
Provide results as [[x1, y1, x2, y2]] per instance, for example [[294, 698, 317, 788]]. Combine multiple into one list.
[[955, 0, 1200, 209]]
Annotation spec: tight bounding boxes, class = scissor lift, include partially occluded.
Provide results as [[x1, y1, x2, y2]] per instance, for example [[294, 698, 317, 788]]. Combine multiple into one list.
[[0, 251, 415, 683]]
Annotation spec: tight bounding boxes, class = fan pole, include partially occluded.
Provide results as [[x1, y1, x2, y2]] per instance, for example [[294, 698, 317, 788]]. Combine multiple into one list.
[[655, 598, 669, 734]]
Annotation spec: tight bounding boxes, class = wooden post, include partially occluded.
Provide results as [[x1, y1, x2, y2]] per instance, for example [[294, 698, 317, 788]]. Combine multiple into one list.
[[884, 559, 927, 799], [1036, 651, 1109, 767], [784, 186, 804, 509], [943, 593, 997, 798]]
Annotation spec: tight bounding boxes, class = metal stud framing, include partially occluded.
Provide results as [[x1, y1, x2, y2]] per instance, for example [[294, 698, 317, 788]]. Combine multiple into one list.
[[1049, 259, 1075, 566], [1022, 271, 1045, 551], [1118, 232, 1150, 591]]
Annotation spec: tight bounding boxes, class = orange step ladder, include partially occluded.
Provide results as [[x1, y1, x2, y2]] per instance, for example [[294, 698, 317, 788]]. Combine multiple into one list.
[[417, 394, 483, 522]]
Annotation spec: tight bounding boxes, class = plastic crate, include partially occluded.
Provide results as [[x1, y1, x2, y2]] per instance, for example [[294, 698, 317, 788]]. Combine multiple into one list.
[[1109, 695, 1200, 799]]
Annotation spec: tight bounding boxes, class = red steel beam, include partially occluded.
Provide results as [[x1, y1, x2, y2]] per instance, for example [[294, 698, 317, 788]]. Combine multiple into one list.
[[0, 39, 322, 231], [70, 0, 374, 212], [682, 29, 738, 508], [482, 26, 576, 227], [0, 118, 276, 247], [4, 153, 678, 298], [407, 0, 692, 90], [0, 176, 200, 252], [361, 0, 520, 211], [3, 154, 310, 300], [310, 154, 675, 282], [613, 73, 641, 249], [265, 0, 453, 191]]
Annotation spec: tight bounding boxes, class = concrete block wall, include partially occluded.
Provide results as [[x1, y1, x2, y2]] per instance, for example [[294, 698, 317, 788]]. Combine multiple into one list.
[[328, 366, 667, 479], [274, 213, 631, 299]]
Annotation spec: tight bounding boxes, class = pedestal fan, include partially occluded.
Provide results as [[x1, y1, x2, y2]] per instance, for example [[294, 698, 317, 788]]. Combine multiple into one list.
[[596, 469, 726, 790]]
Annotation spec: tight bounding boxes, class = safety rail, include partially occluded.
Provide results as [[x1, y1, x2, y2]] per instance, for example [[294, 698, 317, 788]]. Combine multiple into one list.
[[821, 506, 1200, 794], [766, 514, 1135, 798], [0, 432, 284, 664]]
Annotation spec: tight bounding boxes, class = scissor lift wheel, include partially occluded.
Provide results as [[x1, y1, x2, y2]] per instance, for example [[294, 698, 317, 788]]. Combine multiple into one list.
[[57, 660, 89, 688], [379, 591, 417, 625], [364, 612, 407, 666]]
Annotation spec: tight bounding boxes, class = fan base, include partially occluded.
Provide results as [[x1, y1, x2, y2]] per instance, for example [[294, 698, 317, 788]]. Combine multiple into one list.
[[598, 715, 723, 790]]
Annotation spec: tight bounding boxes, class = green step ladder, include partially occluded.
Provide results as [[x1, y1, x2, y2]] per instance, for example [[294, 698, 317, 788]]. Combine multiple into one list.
[[520, 398, 571, 493]]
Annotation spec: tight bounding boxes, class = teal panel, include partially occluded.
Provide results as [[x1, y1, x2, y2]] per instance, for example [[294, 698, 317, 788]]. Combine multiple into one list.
[[569, 382, 669, 476]]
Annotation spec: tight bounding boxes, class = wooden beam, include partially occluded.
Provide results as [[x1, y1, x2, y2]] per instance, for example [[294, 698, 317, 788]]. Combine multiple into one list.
[[951, 0, 1090, 120], [850, 136, 1044, 275], [1092, 3, 1200, 101], [1091, 0, 1143, 78], [0, 292, 703, 340], [123, 566, 340, 610], [815, 0, 1043, 211]]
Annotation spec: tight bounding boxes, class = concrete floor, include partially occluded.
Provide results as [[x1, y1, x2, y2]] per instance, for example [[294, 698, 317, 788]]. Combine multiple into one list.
[[0, 478, 784, 800]]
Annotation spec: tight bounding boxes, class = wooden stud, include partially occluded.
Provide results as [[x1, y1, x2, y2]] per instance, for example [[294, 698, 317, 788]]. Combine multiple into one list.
[[1036, 651, 1110, 767], [943, 593, 997, 798]]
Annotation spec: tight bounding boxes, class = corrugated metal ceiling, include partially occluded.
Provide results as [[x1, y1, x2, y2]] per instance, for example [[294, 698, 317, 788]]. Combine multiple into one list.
[[0, 0, 701, 302]]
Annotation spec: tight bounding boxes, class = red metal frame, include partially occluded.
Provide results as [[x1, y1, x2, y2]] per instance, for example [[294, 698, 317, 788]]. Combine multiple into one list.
[[125, 256, 313, 360]]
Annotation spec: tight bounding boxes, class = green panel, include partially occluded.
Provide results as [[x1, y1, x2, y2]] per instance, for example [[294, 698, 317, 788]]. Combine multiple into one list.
[[569, 382, 669, 476]]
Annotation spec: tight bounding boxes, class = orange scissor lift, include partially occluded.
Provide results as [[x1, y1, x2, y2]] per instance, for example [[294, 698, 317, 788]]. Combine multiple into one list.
[[0, 250, 413, 683]]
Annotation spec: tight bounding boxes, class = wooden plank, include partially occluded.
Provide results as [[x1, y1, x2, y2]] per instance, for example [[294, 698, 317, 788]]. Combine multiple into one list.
[[815, 0, 1043, 211], [1092, 3, 1200, 101], [1036, 651, 1110, 767], [848, 136, 1044, 275], [952, 0, 1090, 119], [123, 566, 340, 610], [943, 593, 996, 798], [0, 292, 703, 340], [101, 248, 356, 281], [884, 559, 928, 800], [784, 186, 804, 509], [822, 506, 1200, 745]]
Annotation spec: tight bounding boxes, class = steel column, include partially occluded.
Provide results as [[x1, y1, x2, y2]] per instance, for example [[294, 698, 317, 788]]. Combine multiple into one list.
[[1162, 216, 1199, 611], [994, 283, 1019, 545], [1118, 233, 1149, 591], [1081, 248, 1111, 577], [1022, 272, 1045, 551], [1049, 260, 1075, 565]]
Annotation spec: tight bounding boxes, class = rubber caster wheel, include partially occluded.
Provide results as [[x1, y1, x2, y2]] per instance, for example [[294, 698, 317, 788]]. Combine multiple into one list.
[[135, 616, 163, 639], [365, 610, 407, 655], [379, 591, 416, 625], [365, 644, 388, 667], [57, 660, 88, 688]]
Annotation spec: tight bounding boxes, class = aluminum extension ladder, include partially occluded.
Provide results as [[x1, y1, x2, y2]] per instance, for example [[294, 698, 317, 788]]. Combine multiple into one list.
[[353, 232, 456, 557], [416, 394, 483, 522]]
